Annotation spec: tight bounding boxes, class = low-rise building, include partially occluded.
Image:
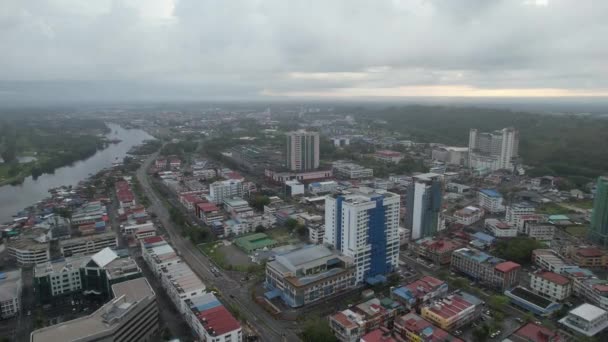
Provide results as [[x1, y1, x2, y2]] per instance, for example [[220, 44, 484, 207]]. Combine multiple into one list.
[[394, 312, 463, 342], [7, 239, 50, 266], [523, 222, 555, 241], [571, 247, 608, 268], [391, 276, 448, 309], [508, 323, 559, 342], [60, 232, 118, 257], [209, 179, 244, 204], [34, 255, 88, 302], [308, 181, 338, 194], [532, 249, 571, 274], [453, 206, 484, 226], [420, 292, 483, 331], [451, 247, 520, 291], [307, 225, 325, 244], [329, 297, 403, 342], [530, 271, 572, 301], [159, 262, 207, 314], [285, 180, 305, 197], [30, 277, 158, 342], [180, 193, 204, 211], [196, 202, 224, 225], [565, 268, 608, 311], [265, 245, 356, 308], [506, 202, 536, 229], [184, 293, 243, 342], [223, 198, 254, 218], [558, 303, 608, 339], [478, 189, 505, 213], [409, 237, 463, 265], [504, 286, 562, 317], [332, 161, 374, 179], [235, 233, 278, 253], [374, 150, 404, 164], [484, 218, 518, 237], [0, 269, 22, 319], [140, 236, 181, 277]]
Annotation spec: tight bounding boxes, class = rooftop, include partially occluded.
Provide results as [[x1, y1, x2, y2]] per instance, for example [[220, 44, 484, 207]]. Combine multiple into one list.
[[396, 312, 461, 341], [495, 261, 521, 273], [423, 292, 481, 319], [416, 237, 462, 253], [534, 271, 570, 286], [197, 305, 241, 336], [559, 303, 608, 337], [360, 328, 397, 342], [30, 277, 154, 342], [479, 189, 502, 198], [512, 323, 559, 342], [569, 303, 606, 322], [507, 287, 555, 309], [576, 248, 605, 258]]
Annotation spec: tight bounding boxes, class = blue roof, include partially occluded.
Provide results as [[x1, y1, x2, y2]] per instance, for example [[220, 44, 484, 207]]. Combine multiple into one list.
[[473, 232, 496, 243], [480, 189, 501, 198], [193, 299, 221, 312], [392, 287, 415, 303]]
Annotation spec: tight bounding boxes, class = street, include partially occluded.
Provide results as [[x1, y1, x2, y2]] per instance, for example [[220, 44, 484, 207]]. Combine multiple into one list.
[[136, 151, 300, 342]]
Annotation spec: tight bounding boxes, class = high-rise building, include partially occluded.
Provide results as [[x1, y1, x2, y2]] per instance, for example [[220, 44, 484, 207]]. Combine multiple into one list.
[[286, 130, 320, 171], [468, 127, 519, 171], [324, 188, 401, 284], [209, 179, 244, 204], [590, 176, 608, 247], [406, 173, 443, 240]]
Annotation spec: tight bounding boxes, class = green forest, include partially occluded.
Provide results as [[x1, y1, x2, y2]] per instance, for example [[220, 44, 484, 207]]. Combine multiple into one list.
[[0, 118, 109, 184], [351, 106, 608, 185]]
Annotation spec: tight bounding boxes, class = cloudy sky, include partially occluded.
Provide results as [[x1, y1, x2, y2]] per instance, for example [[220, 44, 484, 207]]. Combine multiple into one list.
[[1, 0, 607, 102]]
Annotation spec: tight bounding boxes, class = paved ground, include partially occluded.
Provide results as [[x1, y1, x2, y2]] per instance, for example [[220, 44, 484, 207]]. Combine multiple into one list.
[[220, 243, 255, 267], [136, 151, 300, 342]]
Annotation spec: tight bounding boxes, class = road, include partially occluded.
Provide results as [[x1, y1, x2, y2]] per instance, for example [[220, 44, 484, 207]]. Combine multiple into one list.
[[136, 152, 298, 342]]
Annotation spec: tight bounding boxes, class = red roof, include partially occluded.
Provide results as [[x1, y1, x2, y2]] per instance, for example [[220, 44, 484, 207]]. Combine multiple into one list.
[[331, 312, 357, 329], [225, 171, 244, 180], [536, 271, 570, 286], [197, 305, 240, 336], [360, 328, 397, 342], [197, 202, 219, 212], [576, 248, 604, 258], [513, 323, 559, 342], [405, 276, 445, 298], [143, 236, 164, 244], [427, 295, 474, 319], [495, 261, 521, 273], [593, 284, 608, 293], [181, 194, 203, 203], [421, 239, 462, 253]]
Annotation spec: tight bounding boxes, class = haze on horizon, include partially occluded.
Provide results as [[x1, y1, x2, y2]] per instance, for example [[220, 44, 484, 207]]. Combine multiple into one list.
[[1, 0, 607, 104]]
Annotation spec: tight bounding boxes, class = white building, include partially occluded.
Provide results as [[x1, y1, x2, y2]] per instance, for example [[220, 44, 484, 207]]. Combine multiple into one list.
[[453, 206, 484, 226], [308, 225, 325, 244], [223, 198, 254, 218], [308, 181, 338, 194], [523, 223, 555, 241], [374, 150, 404, 164], [530, 271, 572, 301], [34, 255, 88, 297], [532, 249, 572, 274], [285, 180, 305, 197], [209, 179, 244, 204], [478, 189, 505, 213], [468, 127, 519, 171], [484, 219, 518, 238], [506, 202, 536, 230], [184, 293, 243, 342], [7, 240, 50, 266], [324, 188, 401, 284], [559, 303, 608, 338], [431, 146, 469, 166], [0, 269, 22, 319], [286, 130, 320, 171], [140, 236, 181, 277], [332, 161, 374, 179], [60, 232, 118, 257], [160, 262, 207, 314]]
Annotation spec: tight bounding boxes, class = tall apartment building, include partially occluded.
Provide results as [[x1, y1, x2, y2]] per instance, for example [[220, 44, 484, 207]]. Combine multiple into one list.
[[589, 176, 608, 247], [405, 173, 443, 240], [530, 271, 572, 301], [451, 247, 521, 291], [0, 269, 22, 319], [209, 179, 244, 204], [286, 130, 320, 171], [468, 127, 519, 171], [31, 277, 158, 342], [325, 188, 401, 284]]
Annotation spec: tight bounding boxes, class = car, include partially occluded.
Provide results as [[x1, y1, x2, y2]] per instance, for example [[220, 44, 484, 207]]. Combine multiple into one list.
[[27, 310, 31, 316], [515, 317, 524, 323]]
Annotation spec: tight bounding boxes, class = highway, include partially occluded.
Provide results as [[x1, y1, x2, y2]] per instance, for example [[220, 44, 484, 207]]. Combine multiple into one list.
[[136, 152, 298, 342]]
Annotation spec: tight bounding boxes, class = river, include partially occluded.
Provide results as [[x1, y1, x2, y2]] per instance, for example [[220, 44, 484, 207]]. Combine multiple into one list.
[[0, 123, 154, 222]]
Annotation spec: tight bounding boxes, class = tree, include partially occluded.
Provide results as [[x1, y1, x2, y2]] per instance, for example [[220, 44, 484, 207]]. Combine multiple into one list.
[[301, 317, 337, 342], [251, 195, 271, 211], [488, 295, 510, 313], [295, 224, 308, 240], [285, 218, 298, 232], [472, 324, 490, 342], [494, 237, 545, 265], [255, 225, 266, 233]]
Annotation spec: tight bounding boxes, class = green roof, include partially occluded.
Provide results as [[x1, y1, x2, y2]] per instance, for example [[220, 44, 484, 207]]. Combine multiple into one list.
[[549, 215, 569, 221], [234, 233, 278, 252]]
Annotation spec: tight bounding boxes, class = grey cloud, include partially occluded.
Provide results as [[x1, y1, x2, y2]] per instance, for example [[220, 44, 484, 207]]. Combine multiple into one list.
[[0, 0, 607, 102]]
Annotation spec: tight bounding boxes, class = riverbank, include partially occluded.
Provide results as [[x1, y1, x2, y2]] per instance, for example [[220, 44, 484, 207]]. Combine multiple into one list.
[[0, 124, 154, 222]]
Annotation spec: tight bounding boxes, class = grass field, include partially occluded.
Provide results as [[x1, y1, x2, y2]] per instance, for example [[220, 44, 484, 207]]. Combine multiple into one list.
[[198, 241, 261, 273], [565, 225, 588, 237], [566, 200, 594, 210], [266, 227, 299, 245], [537, 203, 568, 215]]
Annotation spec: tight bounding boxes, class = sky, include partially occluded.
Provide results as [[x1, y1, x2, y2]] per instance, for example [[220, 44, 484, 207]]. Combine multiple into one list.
[[1, 0, 607, 102]]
